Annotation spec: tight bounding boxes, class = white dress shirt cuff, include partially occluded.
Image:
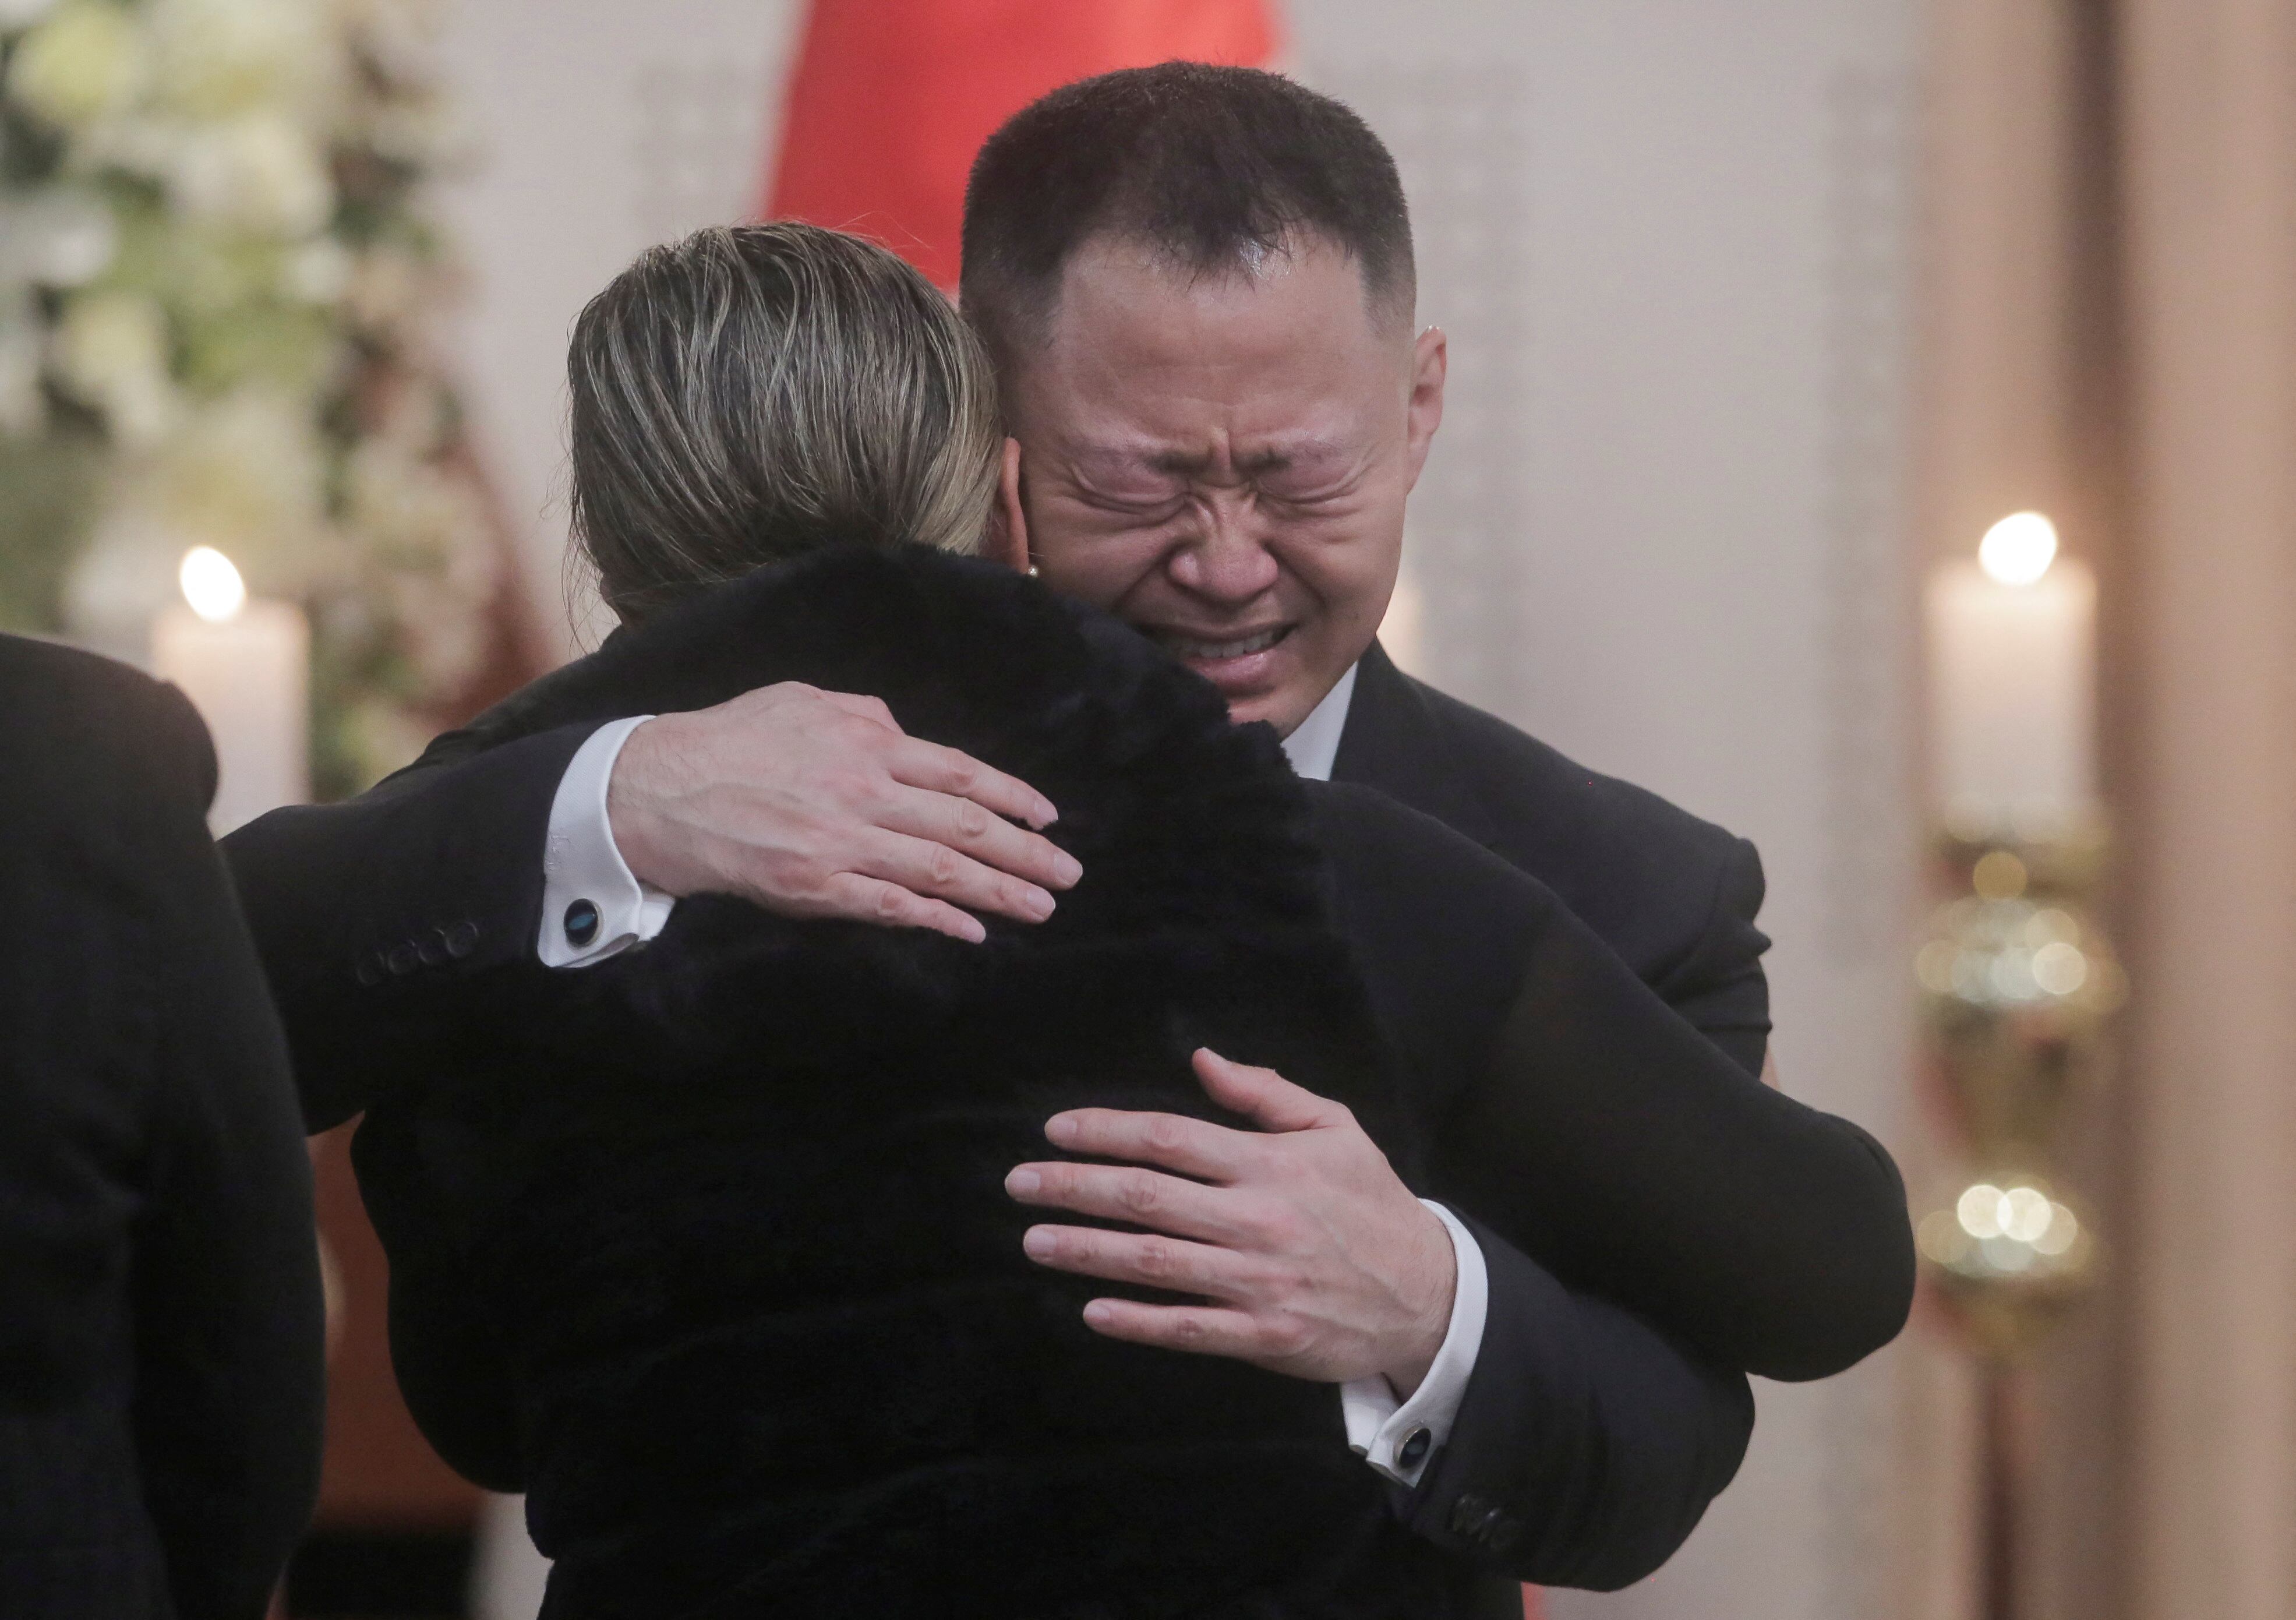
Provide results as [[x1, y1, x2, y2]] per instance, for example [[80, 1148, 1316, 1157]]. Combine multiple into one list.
[[1339, 1199, 1489, 1488], [538, 717, 677, 968]]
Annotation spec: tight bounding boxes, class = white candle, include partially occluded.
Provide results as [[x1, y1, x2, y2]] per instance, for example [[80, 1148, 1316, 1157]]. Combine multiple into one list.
[[1926, 513, 2097, 839], [150, 547, 309, 834]]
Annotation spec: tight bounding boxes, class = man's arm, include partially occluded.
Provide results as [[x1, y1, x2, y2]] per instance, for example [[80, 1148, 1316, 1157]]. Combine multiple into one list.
[[1005, 1053, 1753, 1588], [1429, 909, 1913, 1382], [1013, 786, 1910, 1374], [1311, 780, 1913, 1382], [1005, 782, 1908, 1578], [224, 722, 596, 1131], [221, 683, 1077, 1131]]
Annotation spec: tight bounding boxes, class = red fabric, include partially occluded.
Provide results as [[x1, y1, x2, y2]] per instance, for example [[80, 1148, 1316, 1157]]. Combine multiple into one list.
[[764, 0, 1280, 287]]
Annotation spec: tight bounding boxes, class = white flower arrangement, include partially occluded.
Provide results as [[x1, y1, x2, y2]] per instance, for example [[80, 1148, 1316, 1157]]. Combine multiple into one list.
[[1, 0, 518, 795], [7, 3, 151, 130]]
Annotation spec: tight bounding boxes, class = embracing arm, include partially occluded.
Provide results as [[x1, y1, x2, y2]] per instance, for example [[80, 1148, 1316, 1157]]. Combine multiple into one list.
[[1429, 913, 1914, 1383], [1312, 782, 1915, 1384], [222, 723, 593, 1131], [223, 686, 1076, 1132]]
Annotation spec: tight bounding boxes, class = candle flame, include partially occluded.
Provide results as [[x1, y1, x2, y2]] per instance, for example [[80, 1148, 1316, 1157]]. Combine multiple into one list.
[[180, 546, 247, 623], [1978, 511, 2060, 587]]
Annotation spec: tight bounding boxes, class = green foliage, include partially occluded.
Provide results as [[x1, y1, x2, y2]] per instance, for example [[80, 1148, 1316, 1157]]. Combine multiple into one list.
[[0, 429, 101, 631]]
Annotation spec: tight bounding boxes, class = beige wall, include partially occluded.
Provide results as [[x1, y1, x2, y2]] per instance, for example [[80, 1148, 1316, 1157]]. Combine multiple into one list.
[[2118, 2, 2296, 1614]]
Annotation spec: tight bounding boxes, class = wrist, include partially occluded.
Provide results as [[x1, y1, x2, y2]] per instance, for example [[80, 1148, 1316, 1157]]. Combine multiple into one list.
[[1378, 1203, 1458, 1397], [603, 715, 688, 895]]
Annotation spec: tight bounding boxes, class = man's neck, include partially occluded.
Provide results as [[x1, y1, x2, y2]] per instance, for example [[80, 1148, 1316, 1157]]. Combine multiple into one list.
[[1281, 662, 1361, 782]]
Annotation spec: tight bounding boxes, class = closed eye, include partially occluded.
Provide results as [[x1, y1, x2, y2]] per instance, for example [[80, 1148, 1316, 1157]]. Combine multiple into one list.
[[1072, 489, 1192, 524]]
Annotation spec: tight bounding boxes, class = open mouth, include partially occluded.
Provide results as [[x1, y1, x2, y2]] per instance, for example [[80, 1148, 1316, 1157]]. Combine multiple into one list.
[[1157, 624, 1294, 662]]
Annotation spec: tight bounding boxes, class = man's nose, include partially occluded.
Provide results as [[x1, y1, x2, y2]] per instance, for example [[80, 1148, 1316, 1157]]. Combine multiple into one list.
[[1166, 495, 1280, 602]]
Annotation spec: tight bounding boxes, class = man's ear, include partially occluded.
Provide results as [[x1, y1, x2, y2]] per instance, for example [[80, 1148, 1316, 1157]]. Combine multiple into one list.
[[985, 437, 1033, 574], [1403, 326, 1447, 492]]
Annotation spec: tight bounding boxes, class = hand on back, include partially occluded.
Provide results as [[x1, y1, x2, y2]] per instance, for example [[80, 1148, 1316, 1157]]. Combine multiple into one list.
[[1005, 1049, 1458, 1395], [607, 682, 1080, 943]]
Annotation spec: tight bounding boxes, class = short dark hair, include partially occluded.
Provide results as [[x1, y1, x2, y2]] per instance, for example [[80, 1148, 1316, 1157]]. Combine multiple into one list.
[[960, 63, 1414, 358]]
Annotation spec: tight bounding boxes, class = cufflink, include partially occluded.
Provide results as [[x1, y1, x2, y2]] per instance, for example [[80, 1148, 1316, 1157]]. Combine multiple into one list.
[[563, 898, 601, 948], [1398, 1427, 1432, 1470]]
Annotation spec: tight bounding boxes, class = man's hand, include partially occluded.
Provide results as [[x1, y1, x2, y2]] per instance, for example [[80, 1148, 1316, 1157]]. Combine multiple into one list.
[[607, 683, 1081, 943], [1004, 1049, 1457, 1394]]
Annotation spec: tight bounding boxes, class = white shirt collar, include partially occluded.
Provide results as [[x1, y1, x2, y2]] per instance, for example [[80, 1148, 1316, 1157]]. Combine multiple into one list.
[[1281, 662, 1359, 782]]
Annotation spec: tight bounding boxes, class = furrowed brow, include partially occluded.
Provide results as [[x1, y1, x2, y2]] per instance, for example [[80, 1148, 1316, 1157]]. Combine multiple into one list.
[[1235, 437, 1348, 474]]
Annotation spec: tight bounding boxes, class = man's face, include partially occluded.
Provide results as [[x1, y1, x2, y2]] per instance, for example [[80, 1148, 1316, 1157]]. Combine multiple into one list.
[[999, 235, 1445, 736]]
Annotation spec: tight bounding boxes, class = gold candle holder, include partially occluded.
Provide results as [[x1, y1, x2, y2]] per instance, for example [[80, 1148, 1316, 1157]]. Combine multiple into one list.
[[1914, 825, 2123, 1620], [1914, 827, 2121, 1356]]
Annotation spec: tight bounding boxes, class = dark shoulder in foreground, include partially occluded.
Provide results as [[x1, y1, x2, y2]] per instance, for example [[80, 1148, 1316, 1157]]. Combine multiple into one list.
[[0, 633, 217, 822], [1335, 641, 1767, 1005]]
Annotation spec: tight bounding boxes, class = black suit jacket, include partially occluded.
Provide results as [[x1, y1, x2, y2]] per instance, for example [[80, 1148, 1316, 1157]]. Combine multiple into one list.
[[0, 636, 325, 1620], [1333, 642, 1771, 1077]]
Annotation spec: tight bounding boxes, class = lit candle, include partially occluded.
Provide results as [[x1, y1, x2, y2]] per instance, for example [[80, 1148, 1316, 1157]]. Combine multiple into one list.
[[1926, 512, 2098, 839], [150, 546, 309, 834]]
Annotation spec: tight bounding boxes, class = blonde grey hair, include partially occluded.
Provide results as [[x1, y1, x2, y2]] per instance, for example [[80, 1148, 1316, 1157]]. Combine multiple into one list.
[[568, 223, 1002, 624]]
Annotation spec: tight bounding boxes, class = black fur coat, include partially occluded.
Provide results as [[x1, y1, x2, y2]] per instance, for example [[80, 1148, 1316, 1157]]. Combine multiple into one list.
[[355, 548, 1462, 1618]]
